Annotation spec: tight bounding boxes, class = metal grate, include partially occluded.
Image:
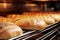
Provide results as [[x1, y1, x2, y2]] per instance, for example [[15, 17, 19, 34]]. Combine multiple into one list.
[[9, 21, 60, 40]]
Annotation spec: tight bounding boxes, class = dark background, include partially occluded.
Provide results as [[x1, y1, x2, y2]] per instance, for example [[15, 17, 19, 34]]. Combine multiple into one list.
[[0, 1, 60, 16]]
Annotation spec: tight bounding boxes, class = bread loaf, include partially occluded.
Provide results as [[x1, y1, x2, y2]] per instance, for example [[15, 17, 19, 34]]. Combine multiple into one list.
[[0, 22, 23, 39], [14, 16, 47, 30]]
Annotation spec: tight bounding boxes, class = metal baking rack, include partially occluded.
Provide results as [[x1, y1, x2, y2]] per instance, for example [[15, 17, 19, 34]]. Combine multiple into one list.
[[9, 21, 60, 40]]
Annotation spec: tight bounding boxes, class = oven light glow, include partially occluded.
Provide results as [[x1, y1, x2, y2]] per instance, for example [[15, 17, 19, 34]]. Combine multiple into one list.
[[3, 0, 7, 9], [34, 0, 49, 1], [4, 3, 7, 8]]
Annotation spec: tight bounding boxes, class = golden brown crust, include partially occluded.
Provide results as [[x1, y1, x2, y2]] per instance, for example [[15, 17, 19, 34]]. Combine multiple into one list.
[[0, 22, 23, 39], [6, 12, 60, 30]]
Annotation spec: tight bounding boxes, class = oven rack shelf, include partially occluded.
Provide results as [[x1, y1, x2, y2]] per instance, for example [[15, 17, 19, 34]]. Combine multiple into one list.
[[9, 21, 60, 40]]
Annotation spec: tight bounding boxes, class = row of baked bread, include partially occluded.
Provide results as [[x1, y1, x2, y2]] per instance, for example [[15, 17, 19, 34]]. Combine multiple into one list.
[[0, 12, 60, 39], [6, 12, 60, 30]]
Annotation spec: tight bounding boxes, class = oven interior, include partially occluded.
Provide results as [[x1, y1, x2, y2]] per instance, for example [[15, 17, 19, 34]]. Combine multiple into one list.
[[0, 0, 60, 40]]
